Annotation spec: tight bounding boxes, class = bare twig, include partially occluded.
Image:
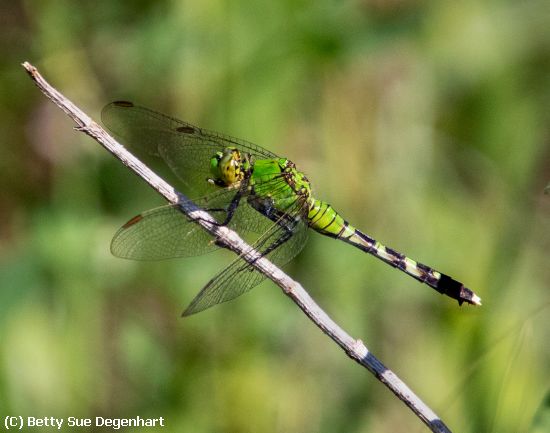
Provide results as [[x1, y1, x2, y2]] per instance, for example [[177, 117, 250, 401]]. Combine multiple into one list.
[[22, 61, 454, 433]]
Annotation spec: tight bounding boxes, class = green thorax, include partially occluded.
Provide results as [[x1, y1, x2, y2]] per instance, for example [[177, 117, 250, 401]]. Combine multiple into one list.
[[250, 158, 313, 213]]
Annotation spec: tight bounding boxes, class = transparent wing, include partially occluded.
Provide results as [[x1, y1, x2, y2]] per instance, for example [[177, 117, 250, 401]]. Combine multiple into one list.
[[182, 199, 309, 316], [101, 101, 278, 196], [111, 205, 217, 260], [111, 176, 292, 260]]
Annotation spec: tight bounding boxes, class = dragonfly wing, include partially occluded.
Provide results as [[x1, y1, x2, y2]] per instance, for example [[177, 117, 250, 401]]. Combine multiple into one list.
[[111, 172, 297, 261], [182, 201, 309, 316], [111, 204, 219, 260], [101, 101, 278, 195]]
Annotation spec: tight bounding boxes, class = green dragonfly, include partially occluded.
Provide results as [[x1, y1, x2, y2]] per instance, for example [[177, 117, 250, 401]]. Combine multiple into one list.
[[102, 101, 481, 316]]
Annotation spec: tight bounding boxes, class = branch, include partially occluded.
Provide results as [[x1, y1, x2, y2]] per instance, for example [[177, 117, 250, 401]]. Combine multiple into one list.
[[22, 61, 454, 433]]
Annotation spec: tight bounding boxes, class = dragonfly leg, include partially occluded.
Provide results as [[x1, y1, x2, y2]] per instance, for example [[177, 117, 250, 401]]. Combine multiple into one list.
[[237, 220, 295, 272], [252, 212, 298, 263], [217, 188, 244, 226], [195, 189, 245, 227], [262, 218, 296, 257], [244, 195, 301, 260], [234, 205, 298, 273]]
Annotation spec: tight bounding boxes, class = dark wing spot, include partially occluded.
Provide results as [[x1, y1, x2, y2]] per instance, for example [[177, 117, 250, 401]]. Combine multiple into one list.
[[175, 125, 195, 134], [113, 101, 134, 107], [122, 214, 143, 229]]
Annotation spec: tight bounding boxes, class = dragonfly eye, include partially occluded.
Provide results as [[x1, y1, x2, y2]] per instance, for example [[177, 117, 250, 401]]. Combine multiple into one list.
[[210, 148, 244, 186], [210, 152, 222, 177]]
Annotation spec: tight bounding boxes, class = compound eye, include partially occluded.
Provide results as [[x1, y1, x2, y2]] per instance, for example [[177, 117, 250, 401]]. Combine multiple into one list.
[[210, 152, 225, 177]]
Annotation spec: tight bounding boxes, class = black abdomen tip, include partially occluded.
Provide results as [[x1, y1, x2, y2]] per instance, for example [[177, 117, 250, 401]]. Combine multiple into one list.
[[437, 274, 481, 306]]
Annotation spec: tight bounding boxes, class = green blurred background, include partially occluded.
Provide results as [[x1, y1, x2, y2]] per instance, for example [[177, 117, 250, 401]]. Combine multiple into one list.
[[1, 1, 549, 432]]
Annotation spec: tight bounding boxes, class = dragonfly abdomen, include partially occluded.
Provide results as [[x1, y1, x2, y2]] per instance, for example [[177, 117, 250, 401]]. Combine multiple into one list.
[[307, 199, 355, 238], [348, 229, 481, 305], [309, 200, 481, 306]]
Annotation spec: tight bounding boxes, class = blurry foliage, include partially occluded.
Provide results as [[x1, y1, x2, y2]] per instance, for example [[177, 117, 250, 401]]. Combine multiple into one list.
[[531, 390, 550, 433], [1, 0, 549, 432]]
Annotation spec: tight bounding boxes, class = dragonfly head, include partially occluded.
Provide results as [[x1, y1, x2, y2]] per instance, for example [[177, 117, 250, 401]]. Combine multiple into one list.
[[210, 147, 246, 186]]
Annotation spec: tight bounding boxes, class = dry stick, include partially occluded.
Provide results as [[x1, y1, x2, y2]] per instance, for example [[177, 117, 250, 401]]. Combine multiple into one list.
[[22, 61, 453, 433]]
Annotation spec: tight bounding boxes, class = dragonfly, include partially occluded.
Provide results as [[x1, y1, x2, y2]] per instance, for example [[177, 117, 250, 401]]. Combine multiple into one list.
[[102, 101, 482, 316]]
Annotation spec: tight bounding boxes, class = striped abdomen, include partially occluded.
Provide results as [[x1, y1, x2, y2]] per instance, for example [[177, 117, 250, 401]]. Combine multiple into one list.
[[307, 199, 481, 306]]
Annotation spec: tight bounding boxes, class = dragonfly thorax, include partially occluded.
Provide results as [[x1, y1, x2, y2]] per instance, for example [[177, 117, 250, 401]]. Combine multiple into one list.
[[209, 147, 250, 187], [281, 161, 313, 201]]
